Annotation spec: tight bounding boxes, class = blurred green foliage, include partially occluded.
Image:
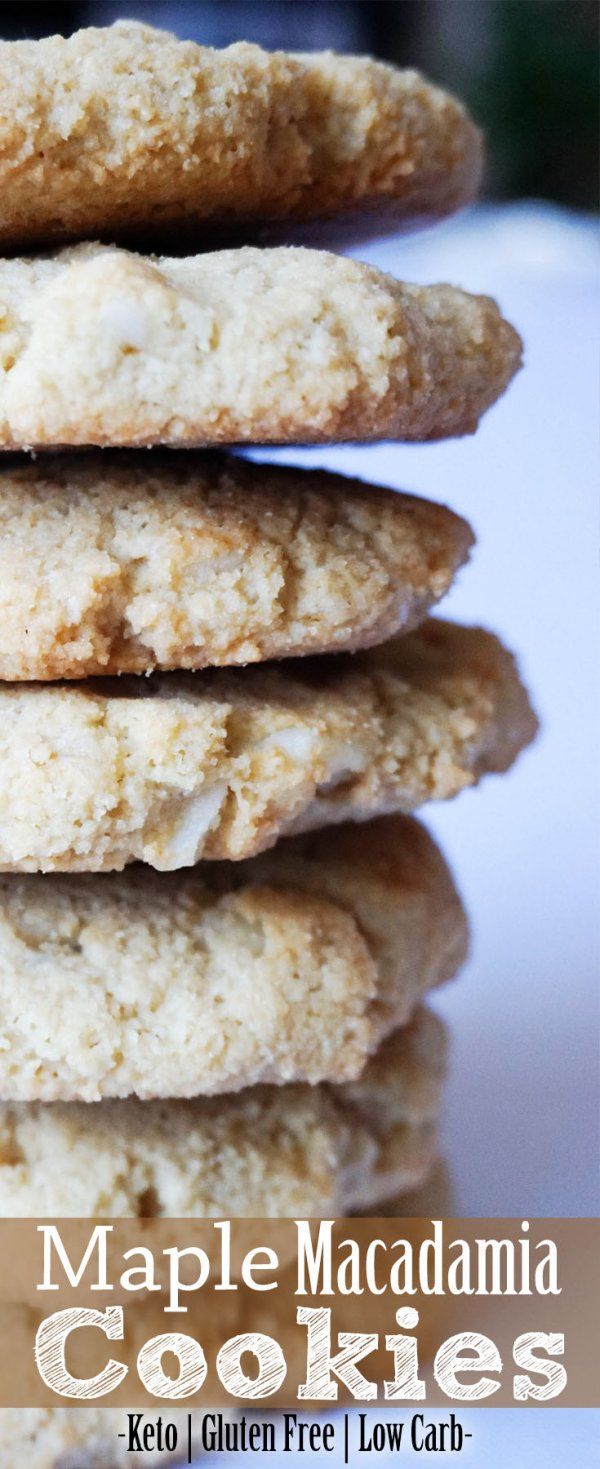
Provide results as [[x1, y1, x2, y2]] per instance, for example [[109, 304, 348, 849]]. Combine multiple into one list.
[[381, 0, 599, 208], [1, 0, 598, 207], [462, 2, 597, 205]]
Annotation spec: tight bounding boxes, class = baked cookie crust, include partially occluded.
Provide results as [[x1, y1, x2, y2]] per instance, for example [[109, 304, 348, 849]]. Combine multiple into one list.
[[0, 1007, 445, 1215], [0, 619, 537, 874], [0, 1408, 231, 1469], [0, 246, 521, 449], [0, 452, 472, 680], [0, 22, 483, 250], [0, 817, 465, 1101]]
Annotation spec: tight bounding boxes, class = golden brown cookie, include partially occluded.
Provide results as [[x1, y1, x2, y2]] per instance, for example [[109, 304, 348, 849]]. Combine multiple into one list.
[[0, 1008, 445, 1213], [0, 21, 483, 250], [0, 246, 521, 449], [0, 452, 472, 680], [0, 817, 464, 1101], [0, 1408, 227, 1469], [0, 620, 537, 874]]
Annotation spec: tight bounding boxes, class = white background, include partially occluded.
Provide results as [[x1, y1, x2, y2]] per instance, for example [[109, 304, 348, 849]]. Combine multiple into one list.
[[252, 202, 600, 1220], [205, 203, 600, 1465]]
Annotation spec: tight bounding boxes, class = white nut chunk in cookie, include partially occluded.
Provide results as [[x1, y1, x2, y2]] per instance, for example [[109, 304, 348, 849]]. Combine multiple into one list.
[[0, 246, 521, 449], [0, 817, 464, 1102], [0, 620, 537, 874], [0, 452, 473, 680], [0, 21, 483, 249], [0, 1008, 446, 1215]]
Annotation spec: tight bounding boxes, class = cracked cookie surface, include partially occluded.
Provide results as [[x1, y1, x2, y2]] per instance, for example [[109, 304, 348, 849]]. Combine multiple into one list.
[[0, 620, 537, 874], [0, 817, 464, 1101], [0, 452, 472, 680], [0, 21, 482, 250], [0, 1008, 446, 1212], [0, 246, 521, 449]]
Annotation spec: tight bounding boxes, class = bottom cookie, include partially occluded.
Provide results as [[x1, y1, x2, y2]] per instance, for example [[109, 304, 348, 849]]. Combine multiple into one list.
[[0, 1008, 445, 1219], [0, 1408, 219, 1469], [0, 1012, 446, 1466]]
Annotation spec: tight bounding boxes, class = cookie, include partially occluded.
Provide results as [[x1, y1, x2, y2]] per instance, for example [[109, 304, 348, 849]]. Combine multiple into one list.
[[0, 620, 537, 874], [0, 246, 521, 449], [0, 452, 472, 680], [0, 1409, 224, 1469], [0, 21, 483, 251], [384, 1158, 454, 1219], [0, 817, 465, 1101], [0, 1007, 444, 1214]]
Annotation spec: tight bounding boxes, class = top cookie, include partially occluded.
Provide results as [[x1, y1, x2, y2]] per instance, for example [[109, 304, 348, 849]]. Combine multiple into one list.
[[0, 246, 521, 450], [0, 22, 483, 251]]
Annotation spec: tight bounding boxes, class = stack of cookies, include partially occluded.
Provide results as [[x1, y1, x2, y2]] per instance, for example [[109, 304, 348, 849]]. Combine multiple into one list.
[[0, 21, 536, 1468]]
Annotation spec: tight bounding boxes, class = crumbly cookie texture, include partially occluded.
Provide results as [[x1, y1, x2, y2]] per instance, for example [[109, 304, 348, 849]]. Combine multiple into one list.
[[0, 1408, 227, 1469], [0, 246, 521, 449], [0, 21, 483, 250], [0, 1007, 445, 1214], [0, 452, 472, 680], [0, 817, 464, 1101], [0, 619, 537, 875]]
